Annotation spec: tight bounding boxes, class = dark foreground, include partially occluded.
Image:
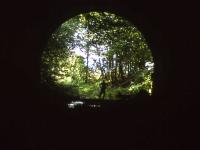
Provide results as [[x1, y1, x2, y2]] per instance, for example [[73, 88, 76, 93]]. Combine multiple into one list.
[[2, 95, 198, 150]]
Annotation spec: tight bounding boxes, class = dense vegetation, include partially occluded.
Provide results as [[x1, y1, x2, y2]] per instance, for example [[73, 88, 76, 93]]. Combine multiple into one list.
[[41, 12, 154, 100]]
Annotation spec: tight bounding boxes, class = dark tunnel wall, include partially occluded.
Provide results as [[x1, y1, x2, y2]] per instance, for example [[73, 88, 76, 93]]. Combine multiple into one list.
[[1, 1, 200, 149], [1, 1, 194, 103], [1, 1, 199, 109]]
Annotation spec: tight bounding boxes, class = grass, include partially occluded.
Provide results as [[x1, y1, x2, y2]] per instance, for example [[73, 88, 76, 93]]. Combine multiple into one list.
[[75, 82, 137, 100], [57, 78, 152, 100]]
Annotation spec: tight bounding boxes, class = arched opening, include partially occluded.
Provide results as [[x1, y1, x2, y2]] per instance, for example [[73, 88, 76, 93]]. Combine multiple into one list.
[[40, 11, 154, 109], [5, 0, 200, 149]]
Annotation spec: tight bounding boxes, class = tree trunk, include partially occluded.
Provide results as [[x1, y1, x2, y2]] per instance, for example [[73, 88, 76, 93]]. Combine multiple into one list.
[[85, 45, 89, 83]]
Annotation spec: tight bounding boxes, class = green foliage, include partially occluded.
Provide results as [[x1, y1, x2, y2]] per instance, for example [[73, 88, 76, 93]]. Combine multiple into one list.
[[40, 12, 154, 99]]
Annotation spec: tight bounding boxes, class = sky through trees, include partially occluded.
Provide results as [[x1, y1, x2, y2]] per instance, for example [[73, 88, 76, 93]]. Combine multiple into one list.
[[41, 12, 154, 100]]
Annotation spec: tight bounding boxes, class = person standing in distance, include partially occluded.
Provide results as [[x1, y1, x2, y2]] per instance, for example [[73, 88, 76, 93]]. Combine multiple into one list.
[[99, 80, 107, 99]]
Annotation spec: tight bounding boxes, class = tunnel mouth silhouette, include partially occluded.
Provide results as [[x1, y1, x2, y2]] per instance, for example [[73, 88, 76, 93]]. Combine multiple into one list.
[[40, 11, 154, 102]]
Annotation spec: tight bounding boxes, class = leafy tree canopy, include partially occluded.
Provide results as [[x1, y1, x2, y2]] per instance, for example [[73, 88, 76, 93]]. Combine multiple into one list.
[[41, 12, 154, 100]]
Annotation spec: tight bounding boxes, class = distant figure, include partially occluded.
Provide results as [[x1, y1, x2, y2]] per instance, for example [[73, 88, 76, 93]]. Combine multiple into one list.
[[99, 80, 107, 99]]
